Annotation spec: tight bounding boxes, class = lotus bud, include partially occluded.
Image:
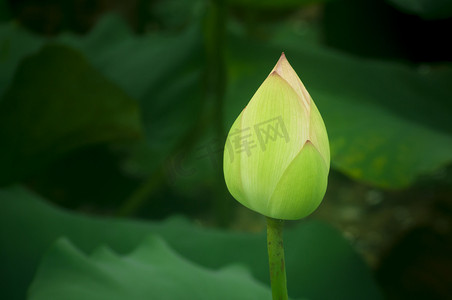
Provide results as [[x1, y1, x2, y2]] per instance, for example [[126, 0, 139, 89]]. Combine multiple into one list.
[[223, 53, 330, 220]]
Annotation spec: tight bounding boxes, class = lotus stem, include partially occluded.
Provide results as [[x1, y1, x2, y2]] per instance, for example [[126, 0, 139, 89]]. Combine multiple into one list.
[[266, 217, 288, 300]]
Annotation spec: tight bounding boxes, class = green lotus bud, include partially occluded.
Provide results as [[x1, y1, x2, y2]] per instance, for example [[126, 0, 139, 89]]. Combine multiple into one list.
[[224, 53, 330, 220]]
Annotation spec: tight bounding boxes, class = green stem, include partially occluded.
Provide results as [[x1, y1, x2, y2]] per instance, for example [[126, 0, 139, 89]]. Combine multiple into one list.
[[266, 217, 288, 300]]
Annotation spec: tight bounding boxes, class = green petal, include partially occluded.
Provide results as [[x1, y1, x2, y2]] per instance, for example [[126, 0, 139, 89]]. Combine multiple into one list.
[[239, 73, 308, 215], [309, 100, 330, 169], [268, 141, 329, 220], [223, 110, 249, 208]]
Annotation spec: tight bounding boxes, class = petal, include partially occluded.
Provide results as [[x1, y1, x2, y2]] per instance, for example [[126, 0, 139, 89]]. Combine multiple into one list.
[[309, 100, 330, 168], [223, 110, 249, 208], [239, 72, 308, 216], [272, 53, 329, 167], [268, 141, 329, 220], [271, 53, 311, 113]]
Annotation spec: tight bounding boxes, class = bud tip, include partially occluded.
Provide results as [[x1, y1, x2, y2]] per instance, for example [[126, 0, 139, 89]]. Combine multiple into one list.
[[272, 52, 288, 76]]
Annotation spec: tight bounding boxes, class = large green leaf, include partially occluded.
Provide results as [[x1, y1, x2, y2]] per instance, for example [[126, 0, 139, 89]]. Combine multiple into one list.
[[58, 14, 203, 100], [385, 0, 452, 19], [0, 45, 143, 185], [57, 15, 204, 150], [224, 34, 452, 188], [28, 237, 273, 300], [0, 186, 382, 300]]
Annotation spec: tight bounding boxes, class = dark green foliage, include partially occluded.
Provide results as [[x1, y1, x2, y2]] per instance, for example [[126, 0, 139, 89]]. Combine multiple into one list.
[[0, 45, 142, 185], [0, 186, 381, 300]]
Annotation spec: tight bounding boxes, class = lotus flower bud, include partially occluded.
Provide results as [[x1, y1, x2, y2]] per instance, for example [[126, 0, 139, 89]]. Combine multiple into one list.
[[223, 53, 330, 220]]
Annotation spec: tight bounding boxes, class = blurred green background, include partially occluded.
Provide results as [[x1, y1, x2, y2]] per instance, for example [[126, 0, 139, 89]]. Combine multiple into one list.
[[1, 0, 452, 299]]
